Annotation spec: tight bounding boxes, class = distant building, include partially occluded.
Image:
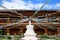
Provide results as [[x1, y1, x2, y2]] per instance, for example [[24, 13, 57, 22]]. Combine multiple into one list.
[[0, 9, 60, 35]]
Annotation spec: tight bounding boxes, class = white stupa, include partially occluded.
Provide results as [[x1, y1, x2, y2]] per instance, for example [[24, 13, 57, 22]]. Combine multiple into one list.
[[22, 21, 38, 40]]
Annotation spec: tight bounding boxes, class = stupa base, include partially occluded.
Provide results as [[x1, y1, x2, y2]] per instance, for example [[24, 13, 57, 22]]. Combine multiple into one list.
[[21, 37, 40, 40]]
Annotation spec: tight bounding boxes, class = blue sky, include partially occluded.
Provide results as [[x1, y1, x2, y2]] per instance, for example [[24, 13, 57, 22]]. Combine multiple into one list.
[[0, 0, 60, 10]]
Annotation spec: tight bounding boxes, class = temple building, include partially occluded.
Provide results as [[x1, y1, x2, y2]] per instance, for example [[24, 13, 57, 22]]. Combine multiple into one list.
[[0, 9, 60, 36]]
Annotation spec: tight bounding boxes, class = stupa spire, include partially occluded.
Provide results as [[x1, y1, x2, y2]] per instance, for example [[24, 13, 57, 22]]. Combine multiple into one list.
[[29, 21, 31, 25]]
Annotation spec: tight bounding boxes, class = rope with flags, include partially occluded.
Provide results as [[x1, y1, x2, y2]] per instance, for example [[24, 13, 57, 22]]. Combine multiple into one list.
[[31, 0, 51, 18]]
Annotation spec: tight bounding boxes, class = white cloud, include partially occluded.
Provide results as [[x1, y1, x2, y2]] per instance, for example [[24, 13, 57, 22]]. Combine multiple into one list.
[[0, 7, 4, 9], [55, 3, 60, 7], [43, 3, 60, 9], [0, 0, 60, 10], [27, 1, 43, 9], [43, 4, 53, 9], [1, 0, 44, 10], [2, 0, 31, 9]]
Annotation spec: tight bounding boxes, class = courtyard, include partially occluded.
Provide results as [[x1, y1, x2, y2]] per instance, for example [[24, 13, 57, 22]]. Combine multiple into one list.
[[0, 35, 60, 40]]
